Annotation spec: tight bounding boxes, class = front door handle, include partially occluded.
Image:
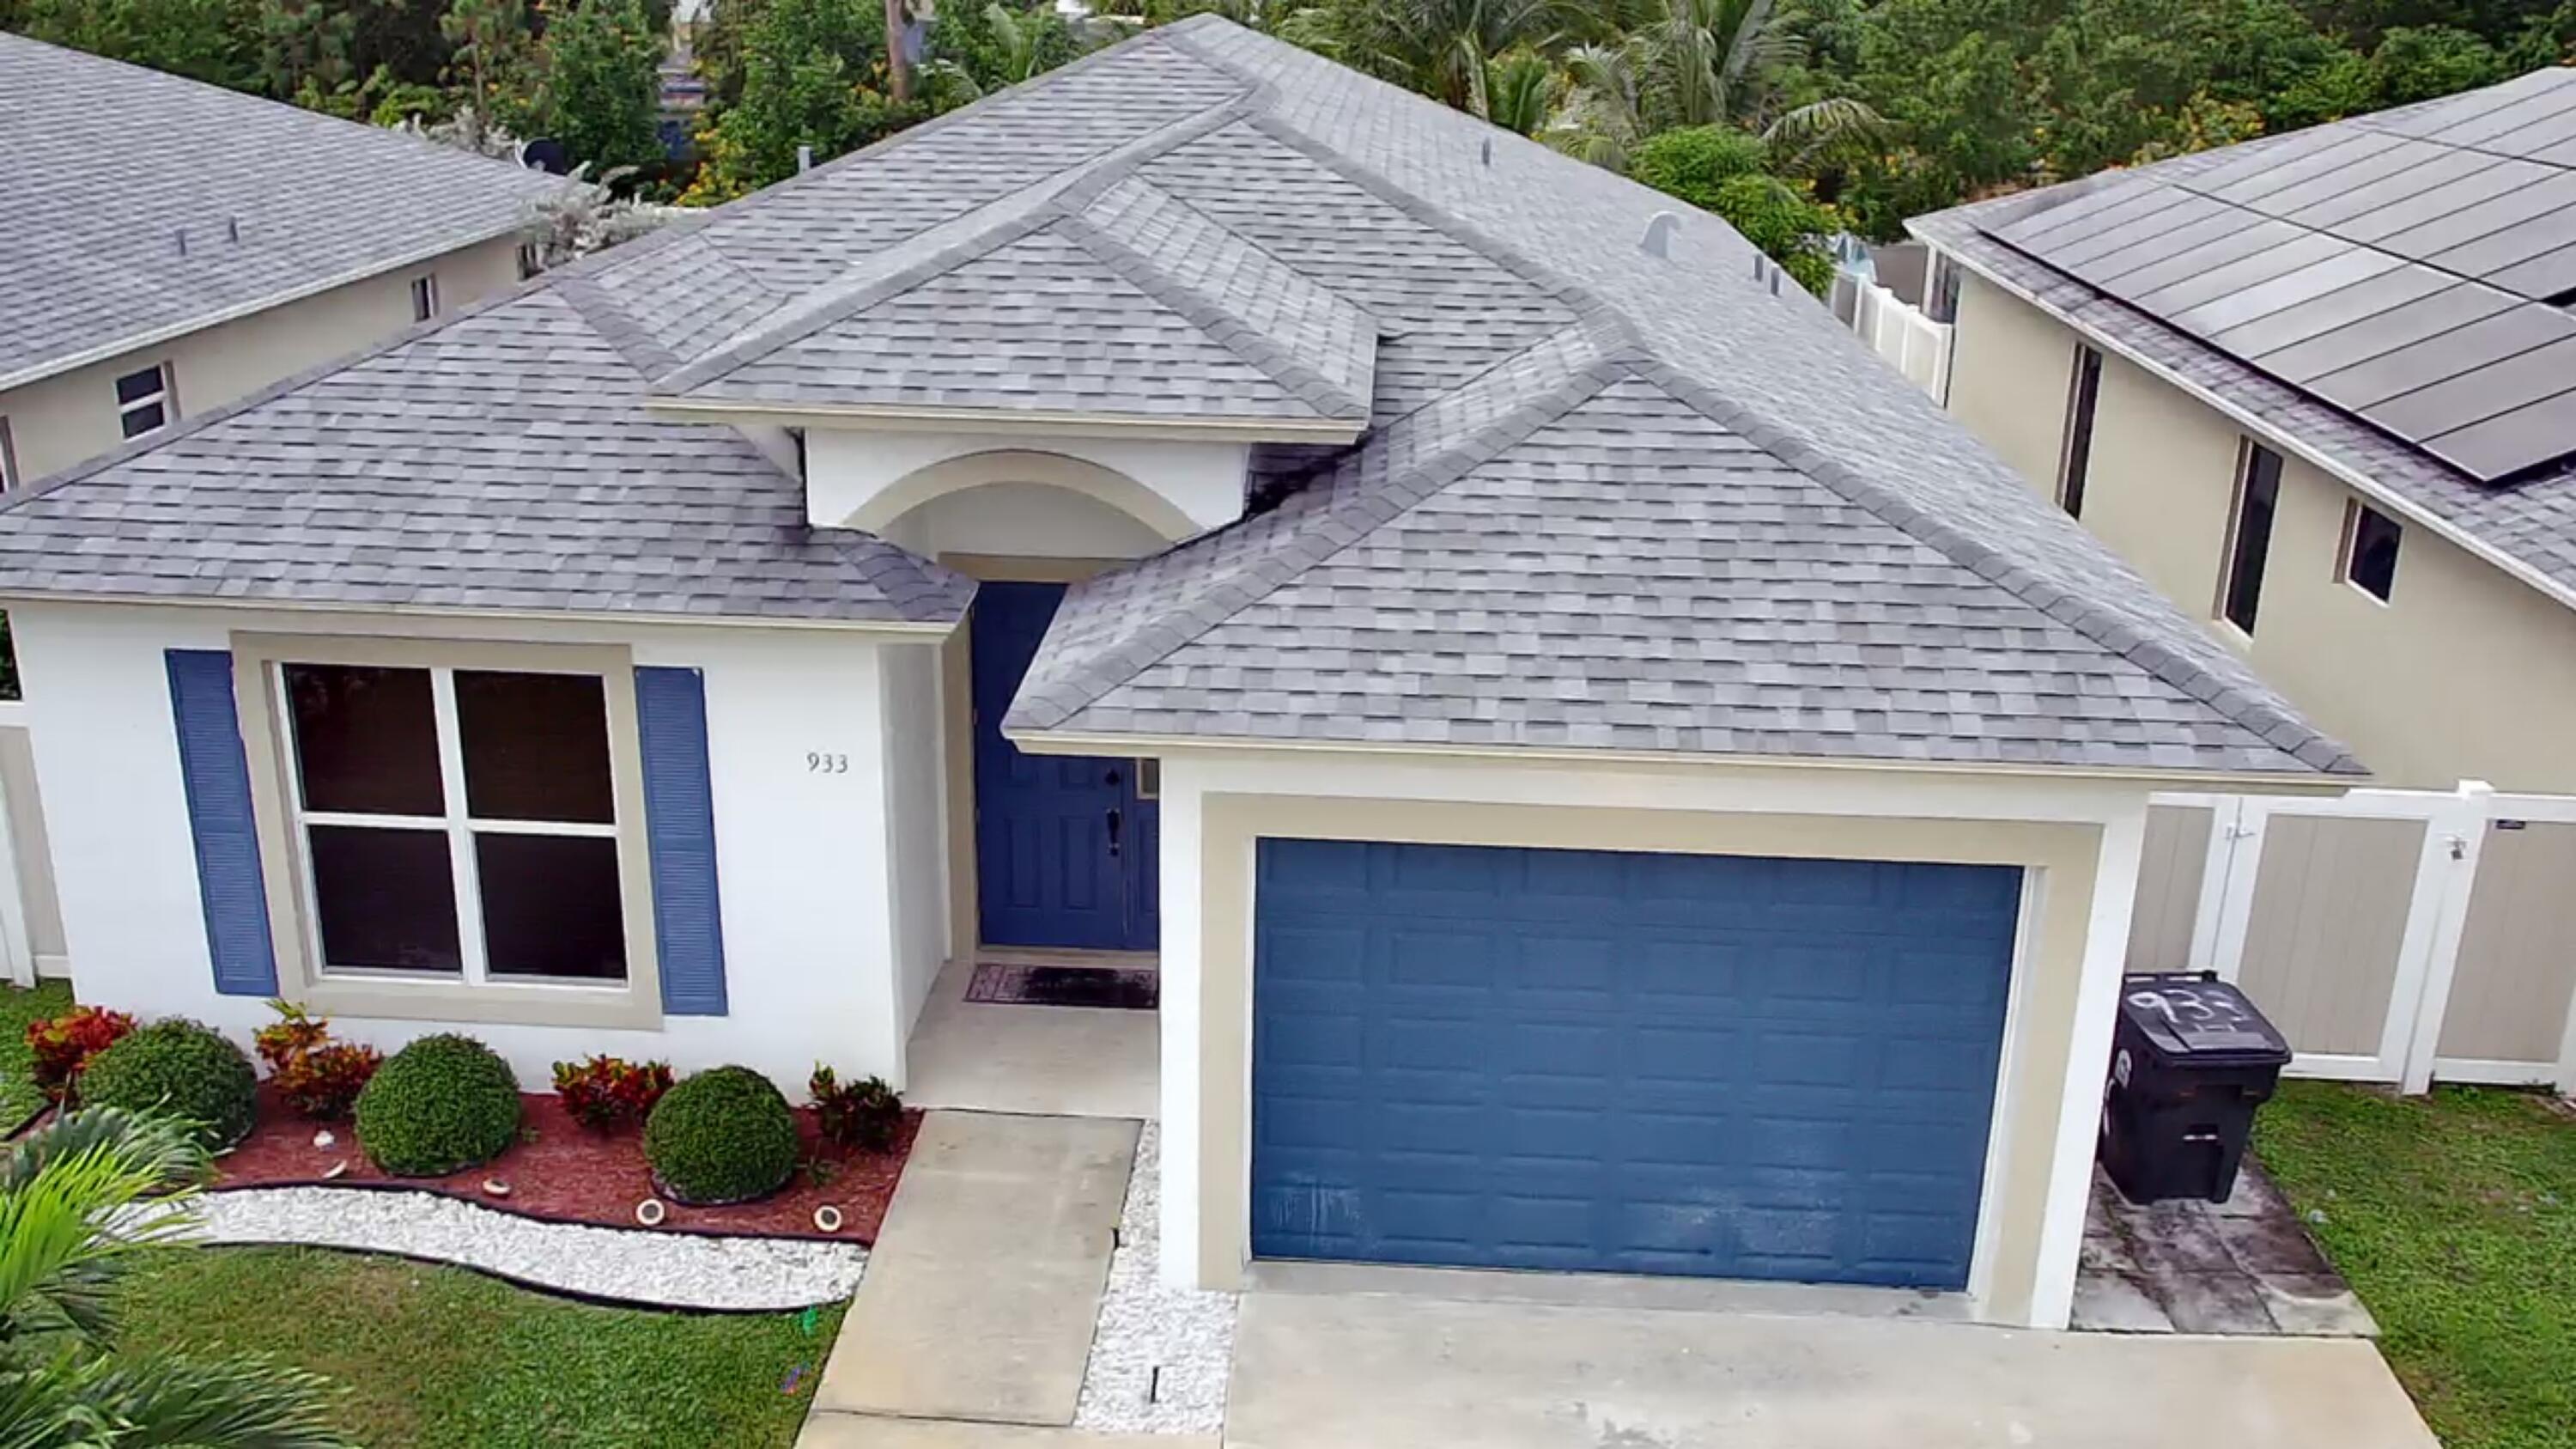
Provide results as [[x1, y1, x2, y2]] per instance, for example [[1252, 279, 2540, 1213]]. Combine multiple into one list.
[[1106, 807, 1123, 858]]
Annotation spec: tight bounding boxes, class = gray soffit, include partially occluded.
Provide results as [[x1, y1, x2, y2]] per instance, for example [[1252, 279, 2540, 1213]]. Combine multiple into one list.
[[0, 19, 2361, 778], [1975, 66, 2576, 484], [0, 32, 563, 389]]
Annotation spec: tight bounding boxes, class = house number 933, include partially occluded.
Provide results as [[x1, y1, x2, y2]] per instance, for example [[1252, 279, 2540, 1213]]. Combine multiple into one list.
[[806, 752, 850, 774]]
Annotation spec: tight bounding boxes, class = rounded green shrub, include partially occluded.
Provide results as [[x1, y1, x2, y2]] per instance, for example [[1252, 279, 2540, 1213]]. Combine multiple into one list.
[[76, 1020, 258, 1149], [644, 1066, 799, 1205], [355, 1034, 522, 1177]]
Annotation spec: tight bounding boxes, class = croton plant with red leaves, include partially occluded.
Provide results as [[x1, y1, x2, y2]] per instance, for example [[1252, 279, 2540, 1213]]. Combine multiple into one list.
[[551, 1054, 674, 1133], [25, 1005, 137, 1104]]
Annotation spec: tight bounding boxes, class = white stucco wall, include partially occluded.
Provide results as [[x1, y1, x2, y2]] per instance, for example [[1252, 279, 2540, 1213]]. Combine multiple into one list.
[[804, 429, 1251, 539], [1145, 748, 2152, 1330], [6, 600, 927, 1093], [0, 234, 526, 486], [878, 640, 951, 1039]]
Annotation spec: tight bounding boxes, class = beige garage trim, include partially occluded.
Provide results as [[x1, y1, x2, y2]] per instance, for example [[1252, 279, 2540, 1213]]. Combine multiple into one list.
[[1188, 793, 2105, 1327]]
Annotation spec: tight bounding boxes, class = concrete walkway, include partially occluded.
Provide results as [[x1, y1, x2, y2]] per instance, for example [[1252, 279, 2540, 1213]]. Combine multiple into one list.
[[1225, 1290, 2441, 1449], [806, 1111, 1139, 1438]]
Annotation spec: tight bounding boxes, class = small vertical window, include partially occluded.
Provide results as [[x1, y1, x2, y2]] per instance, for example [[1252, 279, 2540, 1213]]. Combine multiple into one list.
[[410, 274, 439, 322], [2057, 344, 2103, 518], [0, 416, 17, 492], [2340, 500, 2402, 602], [2220, 441, 2283, 636], [113, 363, 173, 440], [1926, 254, 1961, 324], [517, 241, 542, 281]]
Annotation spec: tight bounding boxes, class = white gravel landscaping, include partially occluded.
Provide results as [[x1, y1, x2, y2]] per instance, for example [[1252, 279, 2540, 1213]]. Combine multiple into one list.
[[1074, 1123, 1240, 1436], [185, 1186, 868, 1312]]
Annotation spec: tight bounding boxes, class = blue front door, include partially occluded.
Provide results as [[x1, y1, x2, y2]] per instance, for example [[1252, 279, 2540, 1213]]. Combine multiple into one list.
[[1250, 839, 2020, 1289], [971, 581, 1158, 952]]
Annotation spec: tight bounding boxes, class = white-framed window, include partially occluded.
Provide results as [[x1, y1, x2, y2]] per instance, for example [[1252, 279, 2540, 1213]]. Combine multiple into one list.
[[236, 636, 660, 1027], [0, 416, 17, 492], [517, 241, 543, 281], [410, 273, 440, 322], [2338, 499, 2403, 603], [114, 362, 174, 440], [2217, 440, 2282, 636]]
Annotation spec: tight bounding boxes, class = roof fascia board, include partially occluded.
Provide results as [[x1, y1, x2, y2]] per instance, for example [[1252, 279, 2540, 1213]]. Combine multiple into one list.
[[0, 589, 963, 637], [0, 217, 537, 394], [1003, 725, 2361, 793], [1923, 233, 2576, 622], [643, 395, 1366, 443]]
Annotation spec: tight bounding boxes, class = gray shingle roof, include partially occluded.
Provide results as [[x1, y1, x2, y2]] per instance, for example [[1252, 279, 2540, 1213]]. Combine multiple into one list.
[[0, 32, 562, 389], [0, 18, 2360, 775], [0, 289, 969, 624], [1911, 70, 2576, 608]]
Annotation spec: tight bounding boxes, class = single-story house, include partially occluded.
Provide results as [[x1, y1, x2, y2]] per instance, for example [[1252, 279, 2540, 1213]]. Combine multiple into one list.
[[0, 31, 561, 490], [0, 16, 2360, 1330]]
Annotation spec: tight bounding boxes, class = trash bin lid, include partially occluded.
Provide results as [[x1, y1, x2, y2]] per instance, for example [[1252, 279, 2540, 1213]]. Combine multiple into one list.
[[2118, 974, 2292, 1066]]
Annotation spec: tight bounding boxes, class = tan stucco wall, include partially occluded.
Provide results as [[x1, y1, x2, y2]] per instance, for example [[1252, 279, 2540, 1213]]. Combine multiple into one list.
[[0, 234, 524, 484], [1946, 271, 2576, 793], [1947, 272, 2077, 499], [1188, 792, 2106, 1328]]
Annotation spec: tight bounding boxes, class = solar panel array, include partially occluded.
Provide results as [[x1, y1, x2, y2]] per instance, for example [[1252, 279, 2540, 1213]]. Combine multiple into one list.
[[1989, 66, 2576, 484]]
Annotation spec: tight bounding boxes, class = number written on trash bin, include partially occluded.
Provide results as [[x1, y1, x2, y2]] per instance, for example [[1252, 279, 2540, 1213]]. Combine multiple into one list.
[[2126, 984, 2252, 1031], [806, 752, 848, 774]]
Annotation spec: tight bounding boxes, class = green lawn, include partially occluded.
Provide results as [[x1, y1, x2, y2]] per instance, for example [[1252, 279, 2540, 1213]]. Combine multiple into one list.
[[2256, 1081, 2576, 1449], [117, 1245, 842, 1448], [0, 978, 73, 1127]]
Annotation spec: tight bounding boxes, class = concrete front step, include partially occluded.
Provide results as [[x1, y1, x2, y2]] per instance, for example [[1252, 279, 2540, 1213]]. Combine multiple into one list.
[[798, 1414, 1213, 1448], [811, 1111, 1140, 1427]]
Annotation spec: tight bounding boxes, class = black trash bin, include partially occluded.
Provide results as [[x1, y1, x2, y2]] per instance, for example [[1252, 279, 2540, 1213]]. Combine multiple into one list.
[[2099, 971, 2293, 1204]]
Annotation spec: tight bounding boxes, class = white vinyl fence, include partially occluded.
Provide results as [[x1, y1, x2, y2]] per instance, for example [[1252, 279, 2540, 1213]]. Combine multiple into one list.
[[1830, 271, 1953, 399], [0, 699, 67, 989], [2132, 782, 2576, 1094]]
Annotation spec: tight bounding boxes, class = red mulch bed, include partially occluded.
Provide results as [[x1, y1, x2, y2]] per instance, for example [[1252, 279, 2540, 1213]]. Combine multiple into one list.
[[214, 1084, 919, 1244]]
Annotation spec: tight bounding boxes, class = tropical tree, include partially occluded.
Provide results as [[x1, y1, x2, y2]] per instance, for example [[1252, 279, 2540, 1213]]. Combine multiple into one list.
[[440, 0, 535, 142], [1629, 124, 1840, 291], [0, 1107, 352, 1446], [1546, 0, 1880, 171], [682, 0, 922, 202], [1321, 0, 1581, 119], [540, 0, 668, 179], [922, 0, 1082, 101], [9, 0, 257, 88]]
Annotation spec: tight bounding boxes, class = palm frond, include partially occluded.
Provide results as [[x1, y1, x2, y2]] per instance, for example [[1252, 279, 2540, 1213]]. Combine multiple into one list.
[[1761, 94, 1888, 168], [0, 1113, 208, 1348], [82, 1351, 354, 1449]]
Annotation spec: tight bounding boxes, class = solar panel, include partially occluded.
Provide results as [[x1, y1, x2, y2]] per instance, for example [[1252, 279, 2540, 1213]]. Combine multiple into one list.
[[2252, 283, 2517, 382], [1987, 71, 2576, 484]]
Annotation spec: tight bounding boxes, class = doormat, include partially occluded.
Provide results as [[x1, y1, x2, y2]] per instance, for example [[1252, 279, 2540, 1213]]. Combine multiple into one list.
[[965, 963, 1160, 1010]]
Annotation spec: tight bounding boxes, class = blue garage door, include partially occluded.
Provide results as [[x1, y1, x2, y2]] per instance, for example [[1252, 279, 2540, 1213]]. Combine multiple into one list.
[[1251, 838, 2021, 1290]]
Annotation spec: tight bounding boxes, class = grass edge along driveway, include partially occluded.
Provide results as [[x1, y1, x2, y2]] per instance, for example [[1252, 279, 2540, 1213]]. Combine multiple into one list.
[[2257, 1081, 2574, 1449]]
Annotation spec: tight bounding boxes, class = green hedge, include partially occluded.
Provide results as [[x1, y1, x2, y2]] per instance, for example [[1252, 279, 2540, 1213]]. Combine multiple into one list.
[[76, 1020, 258, 1148], [644, 1066, 799, 1205], [355, 1034, 521, 1177]]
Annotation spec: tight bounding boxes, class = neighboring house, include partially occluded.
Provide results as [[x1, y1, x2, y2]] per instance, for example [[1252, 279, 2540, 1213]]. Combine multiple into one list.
[[0, 17, 2358, 1332], [1912, 66, 2576, 795], [0, 33, 562, 490]]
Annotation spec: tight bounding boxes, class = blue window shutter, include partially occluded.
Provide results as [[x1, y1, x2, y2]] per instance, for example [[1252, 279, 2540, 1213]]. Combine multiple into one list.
[[635, 667, 727, 1015], [165, 649, 278, 996]]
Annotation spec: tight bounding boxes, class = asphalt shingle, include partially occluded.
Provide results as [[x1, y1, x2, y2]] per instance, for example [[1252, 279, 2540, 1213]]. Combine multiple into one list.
[[0, 32, 562, 388]]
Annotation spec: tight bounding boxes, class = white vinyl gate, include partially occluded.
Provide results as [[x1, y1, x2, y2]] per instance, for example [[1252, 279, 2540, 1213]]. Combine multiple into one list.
[[2140, 783, 2576, 1095]]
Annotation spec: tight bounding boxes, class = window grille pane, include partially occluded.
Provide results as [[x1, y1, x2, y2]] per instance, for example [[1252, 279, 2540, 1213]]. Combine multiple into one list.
[[309, 825, 461, 973], [477, 833, 625, 980], [454, 670, 615, 824], [285, 664, 444, 815], [2349, 506, 2402, 600], [115, 366, 163, 405]]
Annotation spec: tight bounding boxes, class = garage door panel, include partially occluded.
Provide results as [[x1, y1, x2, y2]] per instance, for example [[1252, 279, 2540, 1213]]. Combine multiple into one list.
[[1252, 837, 2019, 1290]]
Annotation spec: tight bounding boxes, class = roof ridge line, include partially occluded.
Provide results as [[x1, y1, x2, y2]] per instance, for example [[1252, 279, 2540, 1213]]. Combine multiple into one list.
[[1008, 328, 1626, 732], [1621, 355, 2360, 774], [652, 209, 1057, 395], [650, 94, 1265, 397], [1056, 206, 1370, 421]]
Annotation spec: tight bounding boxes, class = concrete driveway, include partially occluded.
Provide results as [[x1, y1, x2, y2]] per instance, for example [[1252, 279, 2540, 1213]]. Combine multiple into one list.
[[1224, 1290, 2440, 1449]]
